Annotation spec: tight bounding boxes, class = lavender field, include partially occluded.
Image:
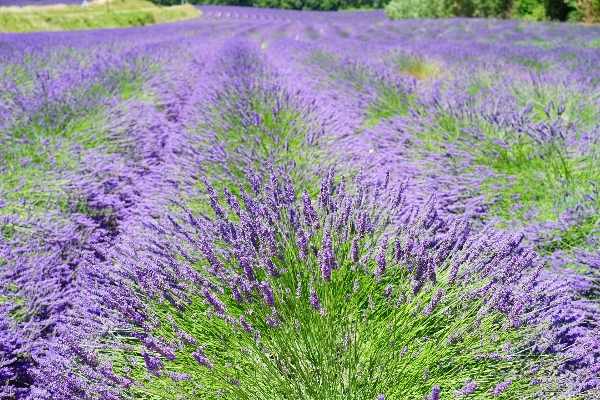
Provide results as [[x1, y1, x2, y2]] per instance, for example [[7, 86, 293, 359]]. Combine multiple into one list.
[[1, 7, 600, 399]]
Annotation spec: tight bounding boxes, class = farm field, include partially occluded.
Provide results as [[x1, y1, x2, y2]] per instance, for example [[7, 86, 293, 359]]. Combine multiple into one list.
[[0, 0, 201, 33], [1, 7, 600, 399]]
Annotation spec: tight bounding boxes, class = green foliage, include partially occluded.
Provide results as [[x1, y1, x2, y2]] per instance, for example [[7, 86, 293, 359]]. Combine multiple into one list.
[[511, 0, 548, 20], [384, 0, 448, 19], [0, 0, 200, 33], [385, 0, 511, 19], [566, 0, 600, 22], [453, 0, 512, 17], [151, 0, 387, 11], [384, 0, 584, 21]]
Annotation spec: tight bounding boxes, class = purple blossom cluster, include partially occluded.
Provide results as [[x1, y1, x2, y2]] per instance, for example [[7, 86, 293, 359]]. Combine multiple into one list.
[[1, 5, 599, 400]]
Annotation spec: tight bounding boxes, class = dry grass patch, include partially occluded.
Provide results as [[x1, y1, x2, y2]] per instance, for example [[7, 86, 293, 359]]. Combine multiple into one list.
[[396, 55, 442, 80]]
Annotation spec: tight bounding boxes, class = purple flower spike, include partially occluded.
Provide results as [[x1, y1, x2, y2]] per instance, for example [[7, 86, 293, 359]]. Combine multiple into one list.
[[283, 176, 296, 205], [166, 371, 191, 382], [192, 347, 214, 369], [422, 289, 444, 317], [319, 232, 337, 283], [246, 168, 262, 195], [264, 258, 280, 278], [383, 168, 390, 190], [461, 380, 478, 395], [297, 227, 308, 260], [142, 349, 164, 376], [309, 287, 321, 311], [425, 385, 440, 400], [232, 284, 244, 304], [351, 236, 360, 263], [202, 287, 228, 317], [491, 380, 511, 396], [204, 178, 226, 219], [301, 189, 319, 230], [339, 175, 346, 197], [258, 224, 278, 257], [447, 261, 459, 286], [375, 236, 388, 276], [260, 281, 275, 307], [223, 187, 241, 215], [321, 258, 331, 283], [240, 257, 256, 282], [319, 167, 335, 210], [383, 284, 393, 298]]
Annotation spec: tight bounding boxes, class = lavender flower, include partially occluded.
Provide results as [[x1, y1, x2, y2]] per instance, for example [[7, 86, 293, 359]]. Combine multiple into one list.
[[301, 189, 319, 230], [490, 380, 512, 396], [422, 290, 444, 317], [240, 316, 255, 334], [383, 284, 393, 298], [204, 178, 226, 219], [375, 235, 388, 277], [223, 187, 241, 214], [309, 287, 321, 311], [319, 232, 336, 282], [165, 371, 192, 382], [297, 227, 308, 260], [260, 281, 275, 307], [246, 168, 262, 195], [459, 380, 477, 395], [142, 349, 164, 376], [240, 257, 256, 282], [351, 236, 360, 263], [425, 385, 440, 400], [203, 287, 228, 317], [192, 347, 214, 369]]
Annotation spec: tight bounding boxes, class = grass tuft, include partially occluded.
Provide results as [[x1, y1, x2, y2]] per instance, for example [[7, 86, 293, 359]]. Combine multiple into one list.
[[395, 55, 441, 80]]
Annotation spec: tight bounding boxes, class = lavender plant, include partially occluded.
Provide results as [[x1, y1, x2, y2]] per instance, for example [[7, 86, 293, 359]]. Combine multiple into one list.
[[101, 168, 553, 399]]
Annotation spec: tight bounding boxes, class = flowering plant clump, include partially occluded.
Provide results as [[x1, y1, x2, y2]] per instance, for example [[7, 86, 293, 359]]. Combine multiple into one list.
[[105, 167, 549, 399]]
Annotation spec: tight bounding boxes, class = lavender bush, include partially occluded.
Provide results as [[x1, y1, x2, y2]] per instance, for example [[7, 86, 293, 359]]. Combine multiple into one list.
[[1, 7, 599, 400], [103, 169, 550, 399]]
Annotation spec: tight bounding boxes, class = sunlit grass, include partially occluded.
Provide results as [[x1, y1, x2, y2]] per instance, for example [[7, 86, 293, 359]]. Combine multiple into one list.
[[0, 0, 200, 32]]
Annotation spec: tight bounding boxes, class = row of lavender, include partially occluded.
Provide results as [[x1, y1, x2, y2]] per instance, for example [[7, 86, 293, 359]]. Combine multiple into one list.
[[1, 8, 599, 399]]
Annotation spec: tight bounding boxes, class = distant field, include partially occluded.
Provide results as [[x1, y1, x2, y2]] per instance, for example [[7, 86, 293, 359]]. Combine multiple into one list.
[[0, 0, 200, 32], [1, 0, 82, 6]]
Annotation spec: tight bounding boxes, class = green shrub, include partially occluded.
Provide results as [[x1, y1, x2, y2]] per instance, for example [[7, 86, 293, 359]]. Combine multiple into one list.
[[452, 0, 511, 17], [385, 0, 512, 19], [384, 0, 585, 20], [384, 0, 448, 18], [566, 0, 600, 21], [152, 0, 390, 11], [510, 0, 548, 20]]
